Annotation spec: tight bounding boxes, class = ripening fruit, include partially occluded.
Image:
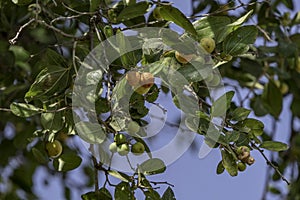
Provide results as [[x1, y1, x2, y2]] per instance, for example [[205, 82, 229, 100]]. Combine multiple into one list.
[[237, 146, 251, 162], [246, 156, 255, 165], [131, 142, 145, 155], [200, 37, 216, 53], [175, 51, 195, 64], [114, 133, 127, 145], [117, 143, 130, 156], [109, 142, 118, 153], [45, 140, 63, 158], [126, 71, 141, 87], [153, 7, 163, 20], [139, 72, 154, 88], [237, 162, 247, 172], [127, 121, 140, 134]]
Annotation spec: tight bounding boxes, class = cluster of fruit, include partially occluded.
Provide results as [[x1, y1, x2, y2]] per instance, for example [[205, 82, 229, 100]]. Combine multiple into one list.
[[126, 71, 154, 95], [236, 146, 255, 171], [109, 133, 145, 156]]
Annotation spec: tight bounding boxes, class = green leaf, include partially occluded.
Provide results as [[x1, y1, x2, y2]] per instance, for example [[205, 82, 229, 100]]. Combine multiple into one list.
[[75, 121, 106, 144], [161, 187, 176, 200], [260, 141, 289, 151], [114, 182, 135, 200], [89, 0, 101, 12], [221, 150, 238, 176], [211, 91, 235, 117], [117, 1, 149, 21], [159, 5, 197, 37], [25, 65, 70, 102], [139, 158, 166, 176], [262, 80, 283, 118], [32, 147, 48, 164], [228, 10, 253, 27], [53, 153, 82, 172], [116, 30, 137, 69], [231, 107, 251, 121], [108, 170, 131, 183], [9, 45, 30, 61], [144, 190, 161, 200], [10, 102, 41, 117], [226, 131, 240, 143], [216, 161, 225, 175], [250, 96, 269, 117], [223, 26, 257, 56], [81, 188, 112, 200], [41, 112, 64, 133], [236, 118, 264, 136], [193, 16, 232, 43]]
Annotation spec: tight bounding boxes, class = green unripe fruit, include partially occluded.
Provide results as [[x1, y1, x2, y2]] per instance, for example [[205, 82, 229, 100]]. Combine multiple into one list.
[[274, 80, 289, 95], [237, 146, 250, 154], [127, 121, 140, 134], [131, 142, 145, 155], [200, 37, 216, 53], [114, 133, 127, 145], [237, 162, 247, 171], [117, 143, 130, 156], [45, 140, 63, 158], [109, 142, 118, 153]]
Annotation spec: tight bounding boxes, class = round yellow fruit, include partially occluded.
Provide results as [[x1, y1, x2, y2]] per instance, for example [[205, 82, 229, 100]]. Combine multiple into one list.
[[45, 140, 63, 158], [131, 142, 145, 155], [175, 51, 195, 64], [117, 143, 130, 156], [200, 37, 216, 53]]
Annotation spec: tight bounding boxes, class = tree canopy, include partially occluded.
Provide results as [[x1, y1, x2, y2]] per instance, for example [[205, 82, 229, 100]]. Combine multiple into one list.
[[1, 0, 300, 199]]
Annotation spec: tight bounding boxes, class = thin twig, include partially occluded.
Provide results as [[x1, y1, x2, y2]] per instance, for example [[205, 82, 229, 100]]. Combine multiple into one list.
[[91, 155, 99, 192], [9, 18, 35, 44], [150, 181, 175, 187], [251, 142, 290, 185], [0, 108, 11, 112]]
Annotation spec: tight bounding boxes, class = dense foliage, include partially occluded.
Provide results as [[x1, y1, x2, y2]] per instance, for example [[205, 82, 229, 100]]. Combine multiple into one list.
[[1, 0, 300, 199]]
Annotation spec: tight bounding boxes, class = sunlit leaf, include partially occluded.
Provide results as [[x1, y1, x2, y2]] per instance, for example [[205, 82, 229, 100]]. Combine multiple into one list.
[[260, 141, 289, 151], [139, 158, 166, 176], [10, 102, 41, 117], [53, 153, 82, 172], [223, 26, 257, 56], [159, 5, 197, 37]]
